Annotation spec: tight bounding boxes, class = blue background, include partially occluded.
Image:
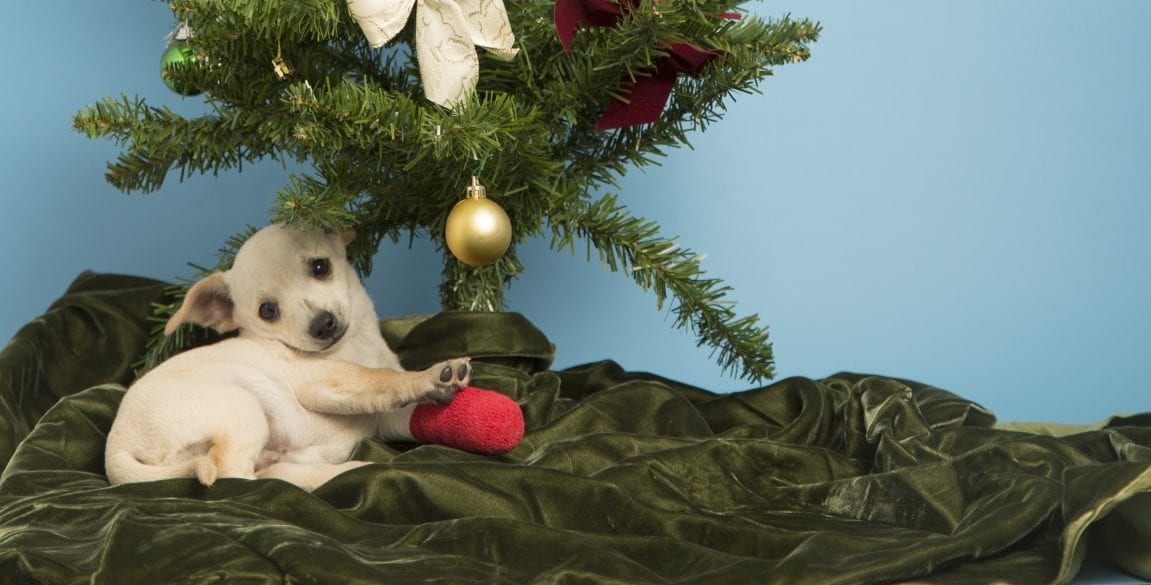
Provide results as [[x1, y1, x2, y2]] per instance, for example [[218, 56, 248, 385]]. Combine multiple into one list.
[[1, 2, 1149, 583], [3, 2, 1149, 424], [3, 2, 1150, 424]]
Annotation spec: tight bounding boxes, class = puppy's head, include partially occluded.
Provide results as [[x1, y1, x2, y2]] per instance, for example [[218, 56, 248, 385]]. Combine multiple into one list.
[[166, 224, 365, 353]]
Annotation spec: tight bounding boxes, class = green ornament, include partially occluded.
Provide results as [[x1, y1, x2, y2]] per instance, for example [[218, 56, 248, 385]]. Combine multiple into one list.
[[160, 40, 202, 96]]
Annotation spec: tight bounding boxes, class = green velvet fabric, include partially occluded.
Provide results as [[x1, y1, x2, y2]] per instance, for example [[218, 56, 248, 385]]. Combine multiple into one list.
[[1, 273, 1150, 584]]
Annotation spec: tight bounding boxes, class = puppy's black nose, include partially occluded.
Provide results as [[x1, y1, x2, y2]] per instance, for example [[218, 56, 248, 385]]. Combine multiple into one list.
[[309, 311, 339, 340]]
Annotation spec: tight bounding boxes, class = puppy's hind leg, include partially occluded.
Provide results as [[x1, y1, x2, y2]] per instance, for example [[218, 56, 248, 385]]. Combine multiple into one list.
[[198, 434, 264, 485], [193, 391, 271, 486]]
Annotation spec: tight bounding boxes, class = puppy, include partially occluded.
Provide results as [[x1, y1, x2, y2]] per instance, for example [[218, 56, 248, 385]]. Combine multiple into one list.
[[105, 224, 470, 491]]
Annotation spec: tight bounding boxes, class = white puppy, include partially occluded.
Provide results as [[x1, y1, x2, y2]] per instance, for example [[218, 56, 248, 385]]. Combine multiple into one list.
[[105, 224, 470, 491]]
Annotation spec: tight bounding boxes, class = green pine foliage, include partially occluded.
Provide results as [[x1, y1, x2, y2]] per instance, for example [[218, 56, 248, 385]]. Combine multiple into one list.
[[74, 0, 818, 382]]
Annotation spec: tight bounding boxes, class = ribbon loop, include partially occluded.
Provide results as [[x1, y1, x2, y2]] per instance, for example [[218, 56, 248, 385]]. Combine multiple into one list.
[[554, 0, 725, 130], [348, 0, 518, 108]]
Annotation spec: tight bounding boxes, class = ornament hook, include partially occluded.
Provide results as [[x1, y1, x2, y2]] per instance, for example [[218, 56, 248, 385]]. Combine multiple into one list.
[[272, 40, 294, 80]]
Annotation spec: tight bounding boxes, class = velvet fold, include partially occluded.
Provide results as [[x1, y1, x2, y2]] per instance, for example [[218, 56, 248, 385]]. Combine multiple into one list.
[[0, 273, 1148, 584]]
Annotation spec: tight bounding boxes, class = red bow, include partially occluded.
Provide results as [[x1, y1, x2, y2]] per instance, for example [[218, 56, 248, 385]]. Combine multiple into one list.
[[555, 0, 633, 50], [554, 0, 729, 130]]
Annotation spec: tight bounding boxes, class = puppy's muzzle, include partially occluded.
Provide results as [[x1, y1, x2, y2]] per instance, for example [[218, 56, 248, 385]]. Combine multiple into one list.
[[308, 311, 344, 343]]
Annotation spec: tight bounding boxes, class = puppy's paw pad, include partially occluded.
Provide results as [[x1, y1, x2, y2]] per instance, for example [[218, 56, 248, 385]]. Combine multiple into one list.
[[438, 365, 454, 383], [423, 358, 470, 404], [434, 358, 470, 386]]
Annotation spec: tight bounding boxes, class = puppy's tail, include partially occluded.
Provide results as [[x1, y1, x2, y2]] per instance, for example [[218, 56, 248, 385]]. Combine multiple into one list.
[[106, 449, 220, 487]]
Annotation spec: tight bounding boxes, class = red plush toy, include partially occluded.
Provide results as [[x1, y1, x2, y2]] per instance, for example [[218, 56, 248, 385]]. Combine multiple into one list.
[[409, 387, 524, 454]]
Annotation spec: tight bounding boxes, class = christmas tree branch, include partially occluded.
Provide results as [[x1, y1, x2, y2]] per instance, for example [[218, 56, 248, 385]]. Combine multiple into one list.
[[73, 96, 290, 192], [545, 13, 819, 190], [171, 0, 347, 43], [280, 80, 547, 171], [77, 0, 815, 380], [550, 193, 773, 382]]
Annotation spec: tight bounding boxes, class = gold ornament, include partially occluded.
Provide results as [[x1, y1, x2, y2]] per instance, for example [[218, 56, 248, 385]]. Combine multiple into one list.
[[445, 177, 512, 266]]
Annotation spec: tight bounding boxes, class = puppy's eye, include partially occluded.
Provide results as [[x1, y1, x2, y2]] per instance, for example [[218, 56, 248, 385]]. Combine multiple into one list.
[[258, 301, 280, 322], [309, 258, 331, 279]]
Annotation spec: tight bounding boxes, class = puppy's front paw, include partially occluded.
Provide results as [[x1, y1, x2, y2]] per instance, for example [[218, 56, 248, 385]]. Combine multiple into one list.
[[422, 358, 471, 405]]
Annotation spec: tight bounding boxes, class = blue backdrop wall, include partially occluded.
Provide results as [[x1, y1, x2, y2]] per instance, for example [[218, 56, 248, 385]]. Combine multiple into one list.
[[2, 1, 1149, 425]]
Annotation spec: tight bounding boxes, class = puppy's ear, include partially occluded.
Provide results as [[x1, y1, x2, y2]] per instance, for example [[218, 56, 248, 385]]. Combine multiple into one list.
[[339, 228, 356, 246], [165, 272, 238, 335], [322, 227, 356, 247]]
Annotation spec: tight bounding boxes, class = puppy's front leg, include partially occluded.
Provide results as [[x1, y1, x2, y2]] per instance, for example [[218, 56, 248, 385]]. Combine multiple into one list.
[[293, 358, 471, 415]]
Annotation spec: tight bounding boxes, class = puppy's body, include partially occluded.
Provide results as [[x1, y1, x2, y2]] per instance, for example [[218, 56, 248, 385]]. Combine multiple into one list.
[[105, 225, 468, 491]]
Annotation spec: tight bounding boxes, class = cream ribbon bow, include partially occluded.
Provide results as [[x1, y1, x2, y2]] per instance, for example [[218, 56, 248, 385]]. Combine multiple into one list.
[[347, 0, 518, 108]]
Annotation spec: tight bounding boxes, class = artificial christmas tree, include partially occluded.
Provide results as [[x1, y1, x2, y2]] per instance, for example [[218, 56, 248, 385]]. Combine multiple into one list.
[[73, 0, 818, 381]]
